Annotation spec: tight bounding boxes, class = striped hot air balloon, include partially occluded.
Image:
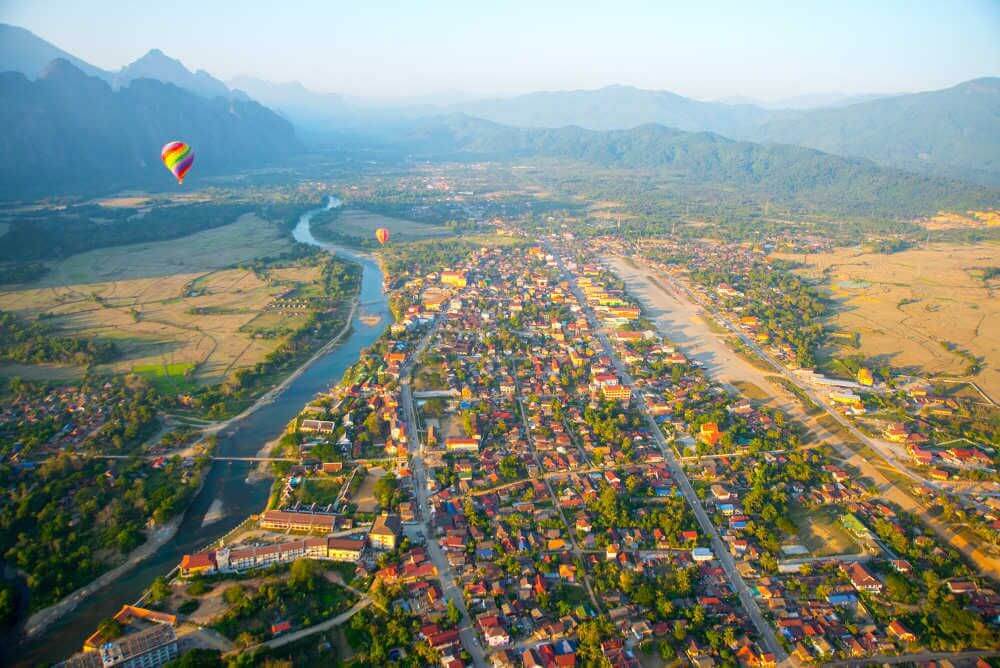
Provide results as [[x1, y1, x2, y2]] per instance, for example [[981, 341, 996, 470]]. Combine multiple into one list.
[[375, 228, 390, 245], [161, 141, 194, 184]]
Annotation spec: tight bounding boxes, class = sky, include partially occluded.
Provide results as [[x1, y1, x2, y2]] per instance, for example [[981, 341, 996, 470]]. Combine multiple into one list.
[[3, 0, 999, 102]]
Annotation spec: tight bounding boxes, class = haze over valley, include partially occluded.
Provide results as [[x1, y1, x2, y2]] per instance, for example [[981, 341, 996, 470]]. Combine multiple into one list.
[[1, 4, 999, 667]]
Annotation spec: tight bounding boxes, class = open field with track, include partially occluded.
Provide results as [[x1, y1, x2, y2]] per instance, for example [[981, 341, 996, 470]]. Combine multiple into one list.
[[317, 208, 450, 242], [0, 214, 324, 386], [774, 242, 1000, 401]]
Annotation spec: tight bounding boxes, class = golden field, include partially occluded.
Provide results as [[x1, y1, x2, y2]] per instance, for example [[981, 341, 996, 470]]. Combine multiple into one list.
[[774, 242, 1000, 401], [0, 214, 322, 385]]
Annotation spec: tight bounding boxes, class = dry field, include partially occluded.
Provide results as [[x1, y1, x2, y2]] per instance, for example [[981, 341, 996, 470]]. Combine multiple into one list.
[[774, 242, 1000, 400], [323, 208, 449, 241], [788, 505, 860, 557], [0, 214, 322, 386], [920, 209, 1000, 231]]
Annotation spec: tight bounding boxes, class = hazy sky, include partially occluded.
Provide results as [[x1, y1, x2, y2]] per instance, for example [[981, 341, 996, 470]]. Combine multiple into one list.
[[3, 0, 998, 101]]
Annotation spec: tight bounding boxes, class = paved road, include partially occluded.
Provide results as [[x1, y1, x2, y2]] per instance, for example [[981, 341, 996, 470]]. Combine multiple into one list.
[[624, 257, 1000, 581], [401, 319, 489, 668], [246, 597, 372, 652], [550, 244, 789, 665]]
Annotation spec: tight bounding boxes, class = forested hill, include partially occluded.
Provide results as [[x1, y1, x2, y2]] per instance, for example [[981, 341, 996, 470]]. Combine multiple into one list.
[[401, 115, 999, 217], [0, 59, 301, 199], [749, 77, 1000, 186], [446, 79, 1000, 186]]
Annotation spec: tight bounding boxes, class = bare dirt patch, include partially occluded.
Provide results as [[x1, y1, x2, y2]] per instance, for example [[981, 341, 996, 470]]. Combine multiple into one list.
[[353, 466, 385, 513]]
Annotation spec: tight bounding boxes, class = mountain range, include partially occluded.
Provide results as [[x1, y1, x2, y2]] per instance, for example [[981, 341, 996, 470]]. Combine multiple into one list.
[[0, 22, 997, 200], [0, 59, 299, 198], [391, 115, 997, 217], [444, 81, 1000, 185]]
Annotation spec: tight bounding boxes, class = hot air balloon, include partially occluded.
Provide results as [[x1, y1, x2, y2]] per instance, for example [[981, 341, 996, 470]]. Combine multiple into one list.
[[161, 141, 194, 184], [375, 228, 390, 245]]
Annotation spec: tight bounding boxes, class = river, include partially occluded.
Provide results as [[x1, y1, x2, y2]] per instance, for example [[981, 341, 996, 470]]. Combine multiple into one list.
[[14, 197, 390, 666]]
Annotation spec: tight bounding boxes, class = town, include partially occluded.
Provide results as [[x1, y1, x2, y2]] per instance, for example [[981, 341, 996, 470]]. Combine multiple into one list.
[[52, 233, 999, 667]]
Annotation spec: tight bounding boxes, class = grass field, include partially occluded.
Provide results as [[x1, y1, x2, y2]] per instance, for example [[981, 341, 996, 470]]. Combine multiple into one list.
[[0, 214, 324, 386], [133, 362, 197, 393], [788, 504, 861, 556], [320, 208, 451, 242], [774, 242, 1000, 401], [297, 477, 345, 506]]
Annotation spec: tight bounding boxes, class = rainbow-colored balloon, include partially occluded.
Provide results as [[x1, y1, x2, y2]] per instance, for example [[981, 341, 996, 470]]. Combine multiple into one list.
[[161, 141, 194, 184], [375, 228, 390, 245]]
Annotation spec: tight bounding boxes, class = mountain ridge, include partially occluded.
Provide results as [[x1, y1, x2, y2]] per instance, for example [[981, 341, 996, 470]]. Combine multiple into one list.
[[394, 114, 998, 217], [0, 59, 301, 198]]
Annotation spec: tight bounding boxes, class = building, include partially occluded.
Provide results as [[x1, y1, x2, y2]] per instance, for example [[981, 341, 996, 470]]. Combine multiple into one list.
[[845, 562, 883, 594], [300, 419, 336, 433], [83, 607, 177, 652], [178, 534, 366, 577], [259, 509, 338, 533], [601, 384, 632, 402], [370, 512, 402, 551], [326, 537, 367, 562], [445, 436, 480, 452], [699, 422, 722, 447], [179, 551, 216, 577], [440, 270, 468, 288], [62, 624, 179, 668]]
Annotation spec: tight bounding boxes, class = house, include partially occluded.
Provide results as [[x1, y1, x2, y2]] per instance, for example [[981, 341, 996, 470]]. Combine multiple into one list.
[[887, 620, 916, 643], [483, 624, 510, 647], [370, 513, 402, 551], [845, 562, 883, 594], [179, 551, 216, 576]]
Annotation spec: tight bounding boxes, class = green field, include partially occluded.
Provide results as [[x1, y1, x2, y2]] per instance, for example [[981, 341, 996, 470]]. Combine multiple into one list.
[[133, 362, 197, 393]]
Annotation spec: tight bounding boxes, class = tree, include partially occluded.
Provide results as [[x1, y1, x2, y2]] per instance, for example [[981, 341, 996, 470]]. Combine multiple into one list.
[[290, 558, 321, 591], [0, 584, 16, 626], [148, 576, 171, 605], [373, 472, 399, 509], [446, 599, 461, 627], [163, 648, 223, 668], [97, 617, 124, 640], [223, 584, 245, 606]]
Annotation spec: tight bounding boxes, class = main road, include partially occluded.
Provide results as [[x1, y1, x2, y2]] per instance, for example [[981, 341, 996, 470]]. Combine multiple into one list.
[[547, 243, 789, 665]]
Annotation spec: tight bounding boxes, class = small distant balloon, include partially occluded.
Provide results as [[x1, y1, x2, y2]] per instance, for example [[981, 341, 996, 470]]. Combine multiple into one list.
[[161, 141, 194, 184], [375, 228, 390, 245]]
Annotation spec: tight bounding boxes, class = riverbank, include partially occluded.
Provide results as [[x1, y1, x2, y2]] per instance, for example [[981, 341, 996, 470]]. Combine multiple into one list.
[[23, 513, 184, 639], [20, 299, 360, 641], [14, 197, 394, 666], [204, 296, 359, 436]]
